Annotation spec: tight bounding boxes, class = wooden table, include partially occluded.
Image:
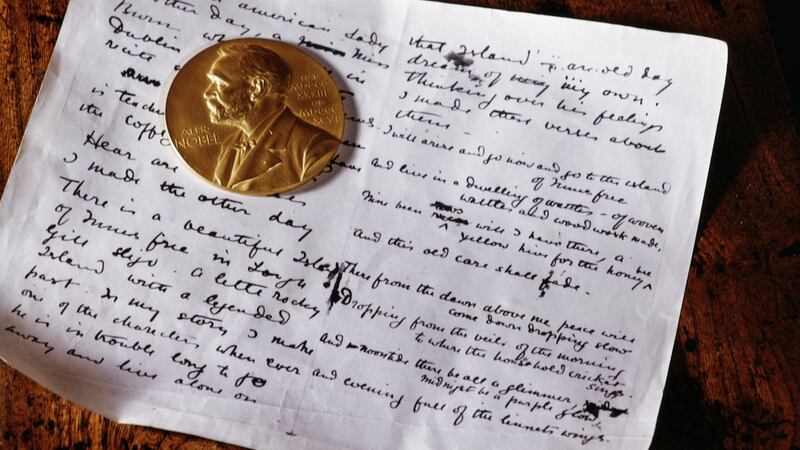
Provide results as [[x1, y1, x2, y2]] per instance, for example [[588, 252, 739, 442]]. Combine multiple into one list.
[[1, 1, 797, 448]]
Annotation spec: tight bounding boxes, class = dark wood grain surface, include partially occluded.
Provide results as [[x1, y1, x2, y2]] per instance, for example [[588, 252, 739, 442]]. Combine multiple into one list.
[[1, 1, 797, 448]]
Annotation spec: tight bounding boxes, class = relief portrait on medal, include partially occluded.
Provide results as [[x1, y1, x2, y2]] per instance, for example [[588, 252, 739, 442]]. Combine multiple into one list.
[[203, 43, 339, 192], [166, 38, 344, 196]]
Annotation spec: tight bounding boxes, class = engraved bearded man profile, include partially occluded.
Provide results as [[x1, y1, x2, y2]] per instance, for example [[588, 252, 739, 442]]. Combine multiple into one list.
[[203, 43, 338, 192]]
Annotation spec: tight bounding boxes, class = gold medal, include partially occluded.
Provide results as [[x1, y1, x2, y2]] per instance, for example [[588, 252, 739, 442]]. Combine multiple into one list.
[[166, 38, 344, 196]]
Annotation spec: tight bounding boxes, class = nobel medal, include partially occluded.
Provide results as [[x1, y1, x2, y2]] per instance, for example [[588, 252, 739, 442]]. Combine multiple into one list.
[[166, 38, 344, 196]]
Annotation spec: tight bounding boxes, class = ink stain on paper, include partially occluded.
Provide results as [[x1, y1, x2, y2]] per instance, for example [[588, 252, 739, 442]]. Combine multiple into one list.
[[324, 264, 344, 311], [445, 52, 474, 67]]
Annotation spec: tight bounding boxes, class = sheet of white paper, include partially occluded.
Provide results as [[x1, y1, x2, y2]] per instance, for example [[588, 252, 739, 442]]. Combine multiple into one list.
[[0, 0, 726, 448]]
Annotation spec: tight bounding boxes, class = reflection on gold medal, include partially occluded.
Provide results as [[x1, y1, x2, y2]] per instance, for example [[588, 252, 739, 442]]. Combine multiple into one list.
[[166, 38, 344, 196]]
